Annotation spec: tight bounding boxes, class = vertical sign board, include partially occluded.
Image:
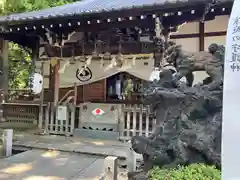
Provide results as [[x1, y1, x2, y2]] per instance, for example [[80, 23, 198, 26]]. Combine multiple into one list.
[[222, 0, 240, 179]]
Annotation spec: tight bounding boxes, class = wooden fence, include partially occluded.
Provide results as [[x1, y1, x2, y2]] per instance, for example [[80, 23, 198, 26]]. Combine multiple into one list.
[[41, 103, 76, 135], [1, 102, 156, 141], [42, 103, 156, 140], [119, 104, 156, 141], [1, 103, 39, 129]]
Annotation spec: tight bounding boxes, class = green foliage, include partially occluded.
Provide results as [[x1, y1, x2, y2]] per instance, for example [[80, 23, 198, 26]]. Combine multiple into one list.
[[148, 164, 221, 180], [0, 0, 78, 89], [8, 43, 31, 89], [1, 0, 77, 14]]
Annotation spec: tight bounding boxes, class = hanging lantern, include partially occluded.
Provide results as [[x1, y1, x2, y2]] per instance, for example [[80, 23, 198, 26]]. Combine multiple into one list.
[[30, 73, 43, 94]]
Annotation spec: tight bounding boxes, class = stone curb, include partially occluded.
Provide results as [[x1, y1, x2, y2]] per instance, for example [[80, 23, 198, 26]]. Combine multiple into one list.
[[12, 143, 127, 159]]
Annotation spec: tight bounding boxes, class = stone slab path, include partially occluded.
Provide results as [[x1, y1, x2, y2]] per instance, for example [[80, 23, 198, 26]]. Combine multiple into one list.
[[7, 133, 141, 179], [0, 149, 105, 180], [13, 134, 141, 160]]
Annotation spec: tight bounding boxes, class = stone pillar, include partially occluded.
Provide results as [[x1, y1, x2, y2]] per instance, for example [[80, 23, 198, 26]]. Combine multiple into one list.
[[2, 129, 13, 157], [127, 143, 137, 172], [104, 156, 118, 180]]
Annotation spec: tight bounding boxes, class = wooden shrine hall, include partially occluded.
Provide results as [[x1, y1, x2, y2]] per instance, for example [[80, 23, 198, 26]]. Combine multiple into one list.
[[0, 0, 233, 140]]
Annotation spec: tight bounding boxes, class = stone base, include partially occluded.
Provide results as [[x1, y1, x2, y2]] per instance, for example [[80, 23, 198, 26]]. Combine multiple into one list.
[[128, 171, 148, 180], [73, 128, 119, 140]]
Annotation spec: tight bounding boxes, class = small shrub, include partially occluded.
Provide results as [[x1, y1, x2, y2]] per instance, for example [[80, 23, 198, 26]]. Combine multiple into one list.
[[148, 163, 221, 180]]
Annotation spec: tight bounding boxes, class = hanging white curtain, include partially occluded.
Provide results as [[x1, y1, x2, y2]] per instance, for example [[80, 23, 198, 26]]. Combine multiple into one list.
[[37, 56, 155, 88]]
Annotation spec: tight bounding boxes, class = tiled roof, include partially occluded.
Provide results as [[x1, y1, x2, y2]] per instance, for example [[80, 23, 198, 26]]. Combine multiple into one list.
[[0, 0, 233, 23]]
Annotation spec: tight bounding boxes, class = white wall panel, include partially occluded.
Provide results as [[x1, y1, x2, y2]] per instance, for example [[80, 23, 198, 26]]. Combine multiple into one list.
[[171, 22, 199, 34], [205, 15, 229, 32], [171, 38, 199, 52], [204, 36, 226, 51]]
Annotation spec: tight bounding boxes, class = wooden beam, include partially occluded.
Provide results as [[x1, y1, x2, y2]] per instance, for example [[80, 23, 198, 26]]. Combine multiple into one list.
[[199, 22, 205, 51], [31, 39, 40, 125]]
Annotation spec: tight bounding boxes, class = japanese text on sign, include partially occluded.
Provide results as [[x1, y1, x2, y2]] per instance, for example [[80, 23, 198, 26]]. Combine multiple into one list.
[[231, 17, 240, 72]]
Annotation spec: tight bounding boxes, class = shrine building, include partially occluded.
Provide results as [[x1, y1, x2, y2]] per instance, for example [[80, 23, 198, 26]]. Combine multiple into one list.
[[0, 0, 233, 140]]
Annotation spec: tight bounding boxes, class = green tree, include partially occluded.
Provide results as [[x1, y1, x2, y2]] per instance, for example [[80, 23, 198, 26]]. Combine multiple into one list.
[[0, 0, 77, 89], [1, 0, 77, 14], [8, 44, 31, 89]]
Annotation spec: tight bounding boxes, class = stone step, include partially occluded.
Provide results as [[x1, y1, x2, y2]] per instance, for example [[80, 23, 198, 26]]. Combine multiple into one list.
[[12, 134, 143, 161], [73, 128, 119, 141], [12, 142, 143, 162]]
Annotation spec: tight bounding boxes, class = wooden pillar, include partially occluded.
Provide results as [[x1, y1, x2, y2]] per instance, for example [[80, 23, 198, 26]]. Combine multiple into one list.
[[31, 39, 39, 76], [70, 83, 77, 133], [39, 62, 45, 129], [2, 39, 8, 102], [0, 39, 8, 122], [32, 39, 40, 126], [0, 39, 4, 89], [104, 78, 107, 101], [199, 22, 205, 51], [0, 39, 5, 122], [49, 58, 60, 105]]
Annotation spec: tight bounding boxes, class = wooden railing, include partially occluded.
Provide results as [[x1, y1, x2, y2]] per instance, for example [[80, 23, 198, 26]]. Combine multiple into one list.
[[1, 100, 155, 140], [119, 104, 156, 141], [59, 90, 74, 104], [1, 103, 40, 128], [41, 103, 77, 135], [7, 89, 40, 102], [42, 84, 77, 135]]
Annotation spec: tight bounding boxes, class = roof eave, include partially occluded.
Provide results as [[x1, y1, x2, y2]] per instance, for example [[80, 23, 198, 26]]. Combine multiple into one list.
[[0, 0, 233, 25]]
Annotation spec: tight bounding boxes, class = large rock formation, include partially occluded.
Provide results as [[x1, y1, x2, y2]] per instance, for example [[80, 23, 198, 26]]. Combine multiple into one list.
[[128, 43, 224, 179]]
